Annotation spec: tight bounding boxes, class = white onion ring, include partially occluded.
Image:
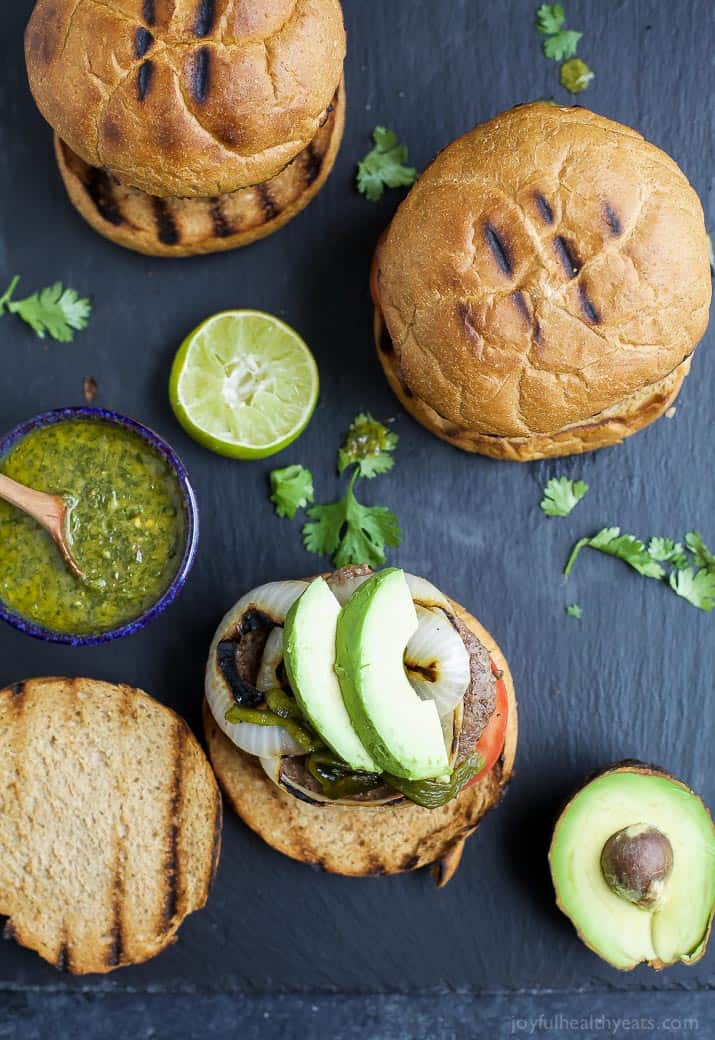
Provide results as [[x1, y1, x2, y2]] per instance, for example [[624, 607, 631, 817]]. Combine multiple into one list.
[[259, 757, 403, 807], [256, 627, 285, 693], [205, 580, 308, 757], [405, 605, 471, 717]]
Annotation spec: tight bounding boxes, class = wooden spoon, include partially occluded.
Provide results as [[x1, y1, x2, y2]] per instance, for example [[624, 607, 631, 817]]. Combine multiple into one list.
[[0, 473, 84, 579]]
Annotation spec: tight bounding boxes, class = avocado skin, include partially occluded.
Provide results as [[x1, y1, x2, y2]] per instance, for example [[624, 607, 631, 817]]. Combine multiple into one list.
[[549, 761, 715, 971]]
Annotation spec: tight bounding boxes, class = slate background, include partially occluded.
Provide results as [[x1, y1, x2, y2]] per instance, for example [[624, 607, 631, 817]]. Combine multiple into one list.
[[1, 0, 714, 1031]]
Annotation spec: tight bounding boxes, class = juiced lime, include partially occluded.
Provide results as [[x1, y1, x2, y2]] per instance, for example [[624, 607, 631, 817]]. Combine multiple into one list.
[[169, 311, 319, 459]]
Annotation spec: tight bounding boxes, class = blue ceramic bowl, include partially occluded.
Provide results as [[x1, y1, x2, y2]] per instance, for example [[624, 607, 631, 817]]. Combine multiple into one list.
[[0, 407, 199, 646]]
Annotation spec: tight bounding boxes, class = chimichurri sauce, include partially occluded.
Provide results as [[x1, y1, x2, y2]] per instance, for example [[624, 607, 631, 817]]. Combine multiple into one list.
[[0, 419, 186, 635]]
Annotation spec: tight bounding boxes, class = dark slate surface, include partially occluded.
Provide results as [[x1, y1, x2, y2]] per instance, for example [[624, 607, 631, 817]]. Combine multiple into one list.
[[1, 0, 714, 1011]]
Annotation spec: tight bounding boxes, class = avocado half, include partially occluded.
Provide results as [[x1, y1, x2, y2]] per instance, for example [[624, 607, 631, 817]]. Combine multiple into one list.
[[549, 762, 715, 971]]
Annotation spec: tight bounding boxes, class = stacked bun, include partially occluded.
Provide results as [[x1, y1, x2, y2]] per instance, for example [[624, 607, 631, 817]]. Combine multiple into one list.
[[372, 103, 711, 460], [25, 0, 346, 256]]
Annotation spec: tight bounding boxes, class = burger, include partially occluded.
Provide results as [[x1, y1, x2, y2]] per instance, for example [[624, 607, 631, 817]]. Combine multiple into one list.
[[203, 566, 517, 882], [24, 0, 346, 257], [371, 103, 712, 460]]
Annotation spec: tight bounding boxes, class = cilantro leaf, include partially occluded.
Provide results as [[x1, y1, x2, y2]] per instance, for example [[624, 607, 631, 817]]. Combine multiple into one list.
[[565, 603, 582, 619], [670, 568, 715, 613], [559, 57, 594, 93], [540, 476, 589, 517], [0, 276, 91, 342], [303, 472, 401, 568], [338, 412, 398, 478], [685, 531, 715, 571], [356, 127, 418, 203], [536, 3, 565, 35], [564, 527, 666, 580], [648, 537, 688, 569], [269, 464, 314, 520], [542, 30, 582, 60]]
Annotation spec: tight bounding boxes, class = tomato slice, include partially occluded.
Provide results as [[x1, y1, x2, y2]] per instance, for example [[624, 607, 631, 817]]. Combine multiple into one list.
[[465, 659, 509, 787]]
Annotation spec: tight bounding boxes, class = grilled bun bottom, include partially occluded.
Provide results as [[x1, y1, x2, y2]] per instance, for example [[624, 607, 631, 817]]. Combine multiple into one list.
[[204, 599, 517, 881], [0, 678, 221, 975], [54, 82, 345, 258], [374, 303, 690, 461]]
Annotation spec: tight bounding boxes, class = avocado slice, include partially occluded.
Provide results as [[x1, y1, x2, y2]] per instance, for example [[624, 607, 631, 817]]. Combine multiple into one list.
[[334, 568, 449, 781], [549, 762, 715, 970], [284, 578, 378, 773]]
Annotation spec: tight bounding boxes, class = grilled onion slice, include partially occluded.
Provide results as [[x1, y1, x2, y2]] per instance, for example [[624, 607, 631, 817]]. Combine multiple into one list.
[[406, 605, 471, 717], [205, 580, 308, 757]]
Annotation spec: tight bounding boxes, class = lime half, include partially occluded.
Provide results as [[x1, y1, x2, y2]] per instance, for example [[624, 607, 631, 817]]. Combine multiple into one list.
[[169, 310, 319, 459]]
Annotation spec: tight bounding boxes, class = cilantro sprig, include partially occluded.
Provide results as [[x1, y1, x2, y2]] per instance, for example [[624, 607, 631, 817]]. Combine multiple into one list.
[[269, 465, 314, 520], [565, 603, 582, 620], [0, 275, 91, 342], [356, 127, 419, 203], [565, 526, 715, 613], [303, 415, 401, 567], [535, 4, 593, 94], [540, 476, 589, 517]]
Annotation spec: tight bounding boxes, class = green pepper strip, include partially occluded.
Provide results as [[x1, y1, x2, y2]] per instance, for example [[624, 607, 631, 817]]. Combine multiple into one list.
[[224, 703, 322, 753], [264, 688, 305, 720], [384, 753, 484, 809], [306, 751, 384, 800]]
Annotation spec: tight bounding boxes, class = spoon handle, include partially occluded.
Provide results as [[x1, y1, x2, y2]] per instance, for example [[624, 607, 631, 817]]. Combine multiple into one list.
[[0, 473, 64, 533]]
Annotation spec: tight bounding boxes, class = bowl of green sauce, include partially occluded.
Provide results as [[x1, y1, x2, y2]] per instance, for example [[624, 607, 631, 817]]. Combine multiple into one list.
[[0, 408, 199, 645]]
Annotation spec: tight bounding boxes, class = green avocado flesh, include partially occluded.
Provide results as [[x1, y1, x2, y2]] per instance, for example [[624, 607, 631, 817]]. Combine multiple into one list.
[[549, 768, 715, 970], [0, 419, 186, 635], [283, 578, 377, 772], [334, 568, 449, 781]]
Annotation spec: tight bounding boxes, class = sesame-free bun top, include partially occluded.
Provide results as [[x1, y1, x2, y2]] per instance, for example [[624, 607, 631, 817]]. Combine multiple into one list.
[[373, 103, 711, 459], [25, 0, 346, 198]]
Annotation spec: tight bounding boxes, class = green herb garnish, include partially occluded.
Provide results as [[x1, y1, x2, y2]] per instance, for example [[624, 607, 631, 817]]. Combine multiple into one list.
[[565, 526, 715, 613], [303, 471, 401, 568], [565, 527, 665, 579], [338, 412, 398, 478], [559, 58, 595, 93], [269, 464, 315, 520], [540, 476, 589, 517], [0, 275, 91, 342], [356, 127, 418, 203], [536, 4, 581, 58], [565, 603, 582, 620]]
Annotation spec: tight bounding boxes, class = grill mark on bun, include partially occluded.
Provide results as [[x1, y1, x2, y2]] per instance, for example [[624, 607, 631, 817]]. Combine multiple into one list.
[[458, 301, 485, 358], [257, 183, 280, 222], [302, 142, 323, 187], [85, 168, 124, 227], [209, 198, 236, 238], [190, 47, 211, 103], [511, 290, 531, 325], [534, 192, 554, 224], [142, 0, 156, 24], [162, 724, 185, 931], [533, 318, 543, 345], [135, 27, 154, 59], [578, 283, 601, 324], [137, 60, 155, 102], [603, 201, 623, 236], [193, 0, 217, 37], [56, 941, 71, 973], [553, 235, 581, 278], [151, 197, 180, 245], [484, 224, 512, 276]]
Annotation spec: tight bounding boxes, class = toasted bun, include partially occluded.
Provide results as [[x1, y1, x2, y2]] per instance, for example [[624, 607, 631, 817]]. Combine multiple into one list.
[[25, 0, 346, 198], [53, 82, 344, 257], [204, 598, 517, 881], [0, 678, 221, 974], [373, 103, 711, 461]]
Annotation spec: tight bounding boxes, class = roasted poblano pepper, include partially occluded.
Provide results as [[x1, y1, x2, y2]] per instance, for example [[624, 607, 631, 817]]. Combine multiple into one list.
[[306, 751, 384, 799], [224, 702, 321, 753], [384, 753, 484, 809]]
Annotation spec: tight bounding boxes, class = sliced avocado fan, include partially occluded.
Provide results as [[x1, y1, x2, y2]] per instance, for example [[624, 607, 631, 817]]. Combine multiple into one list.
[[549, 763, 715, 971]]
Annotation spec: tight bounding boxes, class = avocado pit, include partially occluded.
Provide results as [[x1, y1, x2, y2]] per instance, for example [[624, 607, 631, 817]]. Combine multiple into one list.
[[600, 823, 674, 910]]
